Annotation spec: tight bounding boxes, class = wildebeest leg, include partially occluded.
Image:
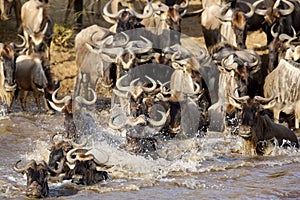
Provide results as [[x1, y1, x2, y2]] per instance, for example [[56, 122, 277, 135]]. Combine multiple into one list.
[[33, 90, 42, 111], [64, 0, 74, 24], [14, 0, 22, 28], [20, 90, 29, 111]]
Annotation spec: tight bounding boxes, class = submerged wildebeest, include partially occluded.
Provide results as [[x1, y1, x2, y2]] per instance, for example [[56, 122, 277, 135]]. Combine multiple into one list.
[[66, 148, 109, 185], [229, 91, 299, 155], [13, 159, 56, 198]]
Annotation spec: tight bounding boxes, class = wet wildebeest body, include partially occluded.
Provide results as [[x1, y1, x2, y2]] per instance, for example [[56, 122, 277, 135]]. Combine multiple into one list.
[[66, 148, 109, 185], [208, 43, 262, 132], [13, 159, 55, 198], [230, 93, 299, 155], [48, 140, 73, 178], [15, 53, 54, 112], [71, 160, 109, 185]]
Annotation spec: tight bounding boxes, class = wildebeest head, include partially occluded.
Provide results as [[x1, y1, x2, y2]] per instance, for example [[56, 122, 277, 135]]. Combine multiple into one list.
[[229, 91, 275, 139], [21, 0, 53, 59], [13, 159, 54, 198], [253, 0, 294, 25], [217, 1, 254, 49], [0, 43, 16, 89], [66, 148, 109, 185], [103, 0, 154, 33], [48, 140, 72, 175], [26, 22, 50, 54]]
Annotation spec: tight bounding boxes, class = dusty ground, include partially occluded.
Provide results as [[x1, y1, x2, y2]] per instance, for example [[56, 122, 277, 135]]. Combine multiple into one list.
[[0, 0, 267, 98]]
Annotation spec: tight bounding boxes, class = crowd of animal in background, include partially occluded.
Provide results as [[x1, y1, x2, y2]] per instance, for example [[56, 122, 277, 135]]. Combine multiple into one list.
[[0, 0, 299, 198]]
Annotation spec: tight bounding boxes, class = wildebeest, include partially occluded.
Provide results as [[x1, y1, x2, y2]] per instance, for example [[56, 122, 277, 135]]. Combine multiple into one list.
[[47, 133, 88, 179], [141, 0, 188, 46], [13, 159, 55, 198], [263, 58, 300, 129], [66, 148, 109, 185], [103, 0, 154, 33], [208, 43, 261, 132], [0, 39, 25, 110], [252, 0, 300, 72], [200, 1, 254, 52], [15, 53, 53, 112], [21, 0, 54, 59], [73, 24, 125, 98], [229, 91, 299, 155], [49, 87, 97, 138], [0, 0, 21, 27]]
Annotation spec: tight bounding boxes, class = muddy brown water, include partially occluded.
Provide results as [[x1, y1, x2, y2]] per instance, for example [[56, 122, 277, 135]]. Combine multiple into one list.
[[1, 0, 300, 199]]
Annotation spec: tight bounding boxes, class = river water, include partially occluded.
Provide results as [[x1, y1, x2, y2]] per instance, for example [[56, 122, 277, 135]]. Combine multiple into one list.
[[0, 110, 299, 199]]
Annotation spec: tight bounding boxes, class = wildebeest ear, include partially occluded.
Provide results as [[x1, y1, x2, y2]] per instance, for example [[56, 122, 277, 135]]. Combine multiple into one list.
[[260, 98, 277, 110]]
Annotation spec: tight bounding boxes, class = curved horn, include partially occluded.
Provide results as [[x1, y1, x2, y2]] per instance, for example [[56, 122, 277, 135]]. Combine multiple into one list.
[[254, 90, 275, 104], [271, 24, 279, 38], [48, 100, 64, 112], [113, 89, 130, 99], [116, 74, 130, 92], [221, 55, 238, 70], [109, 116, 125, 130], [279, 26, 297, 46], [129, 77, 140, 88], [41, 22, 49, 35], [103, 0, 125, 19], [230, 88, 250, 103], [218, 3, 232, 22], [193, 81, 201, 95], [279, 0, 294, 16], [13, 160, 36, 173], [66, 148, 89, 164], [70, 138, 88, 148], [240, 1, 255, 18], [253, 0, 267, 16], [113, 32, 130, 47], [147, 110, 167, 127], [52, 87, 72, 104], [142, 76, 157, 92], [158, 80, 172, 95], [130, 0, 154, 19], [14, 34, 26, 48], [50, 132, 60, 144], [90, 32, 114, 48], [127, 36, 153, 54], [174, 0, 189, 10], [75, 88, 97, 105]]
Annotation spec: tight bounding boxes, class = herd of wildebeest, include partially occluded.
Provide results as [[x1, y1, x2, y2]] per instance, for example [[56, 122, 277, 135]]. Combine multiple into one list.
[[1, 0, 300, 198]]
